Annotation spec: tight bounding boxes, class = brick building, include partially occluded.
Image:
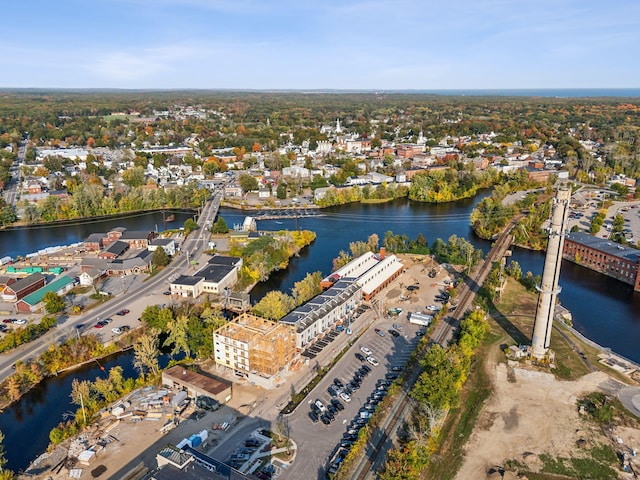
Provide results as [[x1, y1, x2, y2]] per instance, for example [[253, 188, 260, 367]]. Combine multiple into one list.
[[562, 232, 640, 291]]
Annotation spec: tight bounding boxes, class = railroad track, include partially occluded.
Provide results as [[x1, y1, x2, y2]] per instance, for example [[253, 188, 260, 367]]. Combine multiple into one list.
[[352, 216, 522, 479]]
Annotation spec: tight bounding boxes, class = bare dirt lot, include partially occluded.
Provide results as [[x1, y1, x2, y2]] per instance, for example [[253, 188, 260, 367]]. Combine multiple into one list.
[[452, 278, 640, 480]]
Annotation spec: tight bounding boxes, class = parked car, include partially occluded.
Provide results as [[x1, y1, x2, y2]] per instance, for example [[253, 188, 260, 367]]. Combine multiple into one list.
[[308, 411, 319, 423], [374, 328, 385, 337], [320, 415, 331, 425], [111, 327, 122, 335], [331, 399, 344, 411], [334, 378, 344, 389], [360, 346, 372, 356], [2, 319, 13, 324], [94, 322, 105, 329], [245, 438, 261, 447], [116, 309, 130, 316], [328, 385, 340, 397], [314, 399, 326, 413], [392, 323, 402, 331], [361, 364, 371, 373], [391, 366, 402, 372], [388, 329, 400, 337], [196, 395, 220, 411], [339, 391, 352, 403], [355, 352, 366, 362], [12, 319, 26, 325], [366, 356, 379, 367]]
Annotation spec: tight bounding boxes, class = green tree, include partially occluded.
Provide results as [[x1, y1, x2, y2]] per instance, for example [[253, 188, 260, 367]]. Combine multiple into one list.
[[239, 173, 258, 193], [183, 218, 198, 234], [152, 247, 170, 267], [276, 183, 287, 199], [0, 430, 13, 478], [211, 216, 229, 234], [163, 314, 191, 358], [43, 291, 65, 314]]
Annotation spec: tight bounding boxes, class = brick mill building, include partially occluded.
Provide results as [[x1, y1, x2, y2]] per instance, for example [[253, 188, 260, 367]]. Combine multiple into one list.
[[562, 232, 640, 291]]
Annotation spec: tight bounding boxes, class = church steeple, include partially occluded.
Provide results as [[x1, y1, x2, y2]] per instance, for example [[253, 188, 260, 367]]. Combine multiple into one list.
[[335, 118, 342, 133]]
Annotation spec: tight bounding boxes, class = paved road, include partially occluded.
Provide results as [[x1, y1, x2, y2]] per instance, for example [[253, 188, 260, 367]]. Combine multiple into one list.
[[0, 195, 220, 382], [3, 136, 26, 206]]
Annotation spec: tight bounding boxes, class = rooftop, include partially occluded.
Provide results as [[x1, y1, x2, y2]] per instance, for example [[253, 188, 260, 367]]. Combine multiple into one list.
[[566, 232, 640, 262]]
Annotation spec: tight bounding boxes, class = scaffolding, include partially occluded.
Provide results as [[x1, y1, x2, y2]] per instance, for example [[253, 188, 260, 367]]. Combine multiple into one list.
[[213, 313, 296, 377]]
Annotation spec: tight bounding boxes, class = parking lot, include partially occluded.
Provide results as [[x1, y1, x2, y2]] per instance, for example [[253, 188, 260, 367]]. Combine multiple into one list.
[[282, 312, 423, 479]]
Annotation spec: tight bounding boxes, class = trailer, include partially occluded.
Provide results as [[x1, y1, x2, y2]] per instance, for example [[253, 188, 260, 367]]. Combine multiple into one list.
[[409, 312, 433, 327]]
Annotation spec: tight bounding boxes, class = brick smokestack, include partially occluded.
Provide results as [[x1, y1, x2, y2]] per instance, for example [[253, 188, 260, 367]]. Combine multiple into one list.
[[379, 247, 386, 259]]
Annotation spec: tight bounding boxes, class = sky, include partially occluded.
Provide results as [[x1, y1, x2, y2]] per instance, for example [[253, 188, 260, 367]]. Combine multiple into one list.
[[1, 0, 639, 90]]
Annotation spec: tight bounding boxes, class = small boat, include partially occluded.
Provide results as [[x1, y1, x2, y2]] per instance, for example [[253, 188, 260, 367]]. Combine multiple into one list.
[[166, 214, 175, 222], [275, 221, 283, 224]]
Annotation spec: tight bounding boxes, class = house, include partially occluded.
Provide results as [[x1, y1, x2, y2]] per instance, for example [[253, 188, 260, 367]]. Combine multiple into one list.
[[106, 249, 153, 276], [2, 273, 46, 302], [16, 275, 75, 313], [79, 258, 108, 286], [162, 365, 232, 404], [149, 238, 176, 257], [98, 240, 129, 260]]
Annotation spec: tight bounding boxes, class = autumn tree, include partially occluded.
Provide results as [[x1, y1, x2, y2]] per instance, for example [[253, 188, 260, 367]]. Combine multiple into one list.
[[121, 166, 145, 188], [43, 291, 65, 314], [133, 328, 161, 377], [292, 271, 322, 306], [252, 291, 295, 320]]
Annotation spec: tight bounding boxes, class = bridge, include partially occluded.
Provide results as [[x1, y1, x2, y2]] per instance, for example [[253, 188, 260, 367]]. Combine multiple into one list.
[[351, 216, 521, 480]]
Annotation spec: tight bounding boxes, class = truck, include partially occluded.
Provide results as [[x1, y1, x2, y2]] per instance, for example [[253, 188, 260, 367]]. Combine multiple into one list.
[[409, 312, 433, 327]]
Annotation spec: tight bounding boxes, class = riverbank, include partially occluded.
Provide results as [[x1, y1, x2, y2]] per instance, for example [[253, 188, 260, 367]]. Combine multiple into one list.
[[0, 208, 195, 232]]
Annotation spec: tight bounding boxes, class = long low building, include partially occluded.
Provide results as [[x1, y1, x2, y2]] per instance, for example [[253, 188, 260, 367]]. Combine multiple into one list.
[[562, 231, 640, 290], [16, 275, 75, 313], [161, 365, 232, 404], [320, 248, 404, 301], [281, 279, 362, 350]]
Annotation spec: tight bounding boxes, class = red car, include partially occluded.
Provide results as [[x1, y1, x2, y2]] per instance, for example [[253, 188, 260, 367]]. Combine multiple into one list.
[[116, 309, 130, 316]]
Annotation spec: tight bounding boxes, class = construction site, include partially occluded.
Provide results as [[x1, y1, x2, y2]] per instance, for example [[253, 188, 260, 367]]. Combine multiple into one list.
[[213, 313, 298, 388]]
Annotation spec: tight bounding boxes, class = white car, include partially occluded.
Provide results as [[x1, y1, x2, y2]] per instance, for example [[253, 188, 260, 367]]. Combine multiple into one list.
[[112, 327, 122, 335], [314, 399, 326, 413], [339, 391, 351, 403], [12, 319, 26, 325], [366, 356, 379, 367], [360, 346, 373, 356], [426, 305, 441, 312]]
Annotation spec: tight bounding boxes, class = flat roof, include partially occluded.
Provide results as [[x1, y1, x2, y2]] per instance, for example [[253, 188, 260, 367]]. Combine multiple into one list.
[[565, 232, 640, 262], [172, 275, 204, 286], [163, 365, 231, 396], [194, 264, 235, 283], [207, 254, 241, 266]]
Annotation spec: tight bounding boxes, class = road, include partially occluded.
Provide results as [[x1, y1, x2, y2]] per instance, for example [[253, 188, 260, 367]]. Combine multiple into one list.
[[3, 136, 27, 206], [0, 194, 221, 382]]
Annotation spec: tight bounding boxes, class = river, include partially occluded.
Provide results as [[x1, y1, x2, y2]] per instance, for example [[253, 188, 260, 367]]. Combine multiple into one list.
[[1, 197, 640, 471]]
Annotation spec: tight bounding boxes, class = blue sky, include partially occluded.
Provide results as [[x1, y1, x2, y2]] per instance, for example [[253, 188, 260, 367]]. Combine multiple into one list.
[[1, 0, 638, 89]]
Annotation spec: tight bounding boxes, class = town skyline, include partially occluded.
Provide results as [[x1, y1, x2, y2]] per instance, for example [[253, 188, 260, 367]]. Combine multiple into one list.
[[2, 0, 639, 90]]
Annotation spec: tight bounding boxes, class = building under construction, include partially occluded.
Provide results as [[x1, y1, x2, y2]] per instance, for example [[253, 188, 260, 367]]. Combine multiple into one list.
[[213, 313, 297, 382]]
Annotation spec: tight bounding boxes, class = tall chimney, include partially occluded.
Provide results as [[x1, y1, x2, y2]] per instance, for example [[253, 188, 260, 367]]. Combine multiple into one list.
[[379, 247, 386, 259], [531, 184, 571, 359]]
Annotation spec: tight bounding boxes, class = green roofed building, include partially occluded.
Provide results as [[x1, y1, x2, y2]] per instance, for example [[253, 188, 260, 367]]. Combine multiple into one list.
[[16, 275, 75, 313]]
